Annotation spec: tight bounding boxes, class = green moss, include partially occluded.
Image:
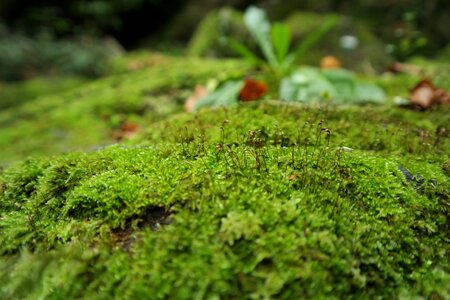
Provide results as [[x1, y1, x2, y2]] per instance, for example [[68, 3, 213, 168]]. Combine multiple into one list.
[[2, 49, 446, 167], [1, 102, 448, 299], [0, 52, 248, 165], [0, 76, 86, 110]]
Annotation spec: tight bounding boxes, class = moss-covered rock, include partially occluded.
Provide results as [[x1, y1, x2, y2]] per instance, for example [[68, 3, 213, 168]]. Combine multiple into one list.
[[0, 102, 449, 299], [0, 49, 449, 298]]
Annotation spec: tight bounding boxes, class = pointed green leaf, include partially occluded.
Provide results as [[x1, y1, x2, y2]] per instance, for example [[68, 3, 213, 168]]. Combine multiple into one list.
[[244, 6, 278, 69], [271, 23, 291, 63]]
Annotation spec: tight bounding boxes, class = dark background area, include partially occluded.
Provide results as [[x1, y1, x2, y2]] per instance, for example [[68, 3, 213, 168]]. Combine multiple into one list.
[[0, 0, 448, 80]]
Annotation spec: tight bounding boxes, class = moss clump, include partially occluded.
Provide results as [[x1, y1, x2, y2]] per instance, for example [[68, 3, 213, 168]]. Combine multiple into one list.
[[1, 103, 448, 299]]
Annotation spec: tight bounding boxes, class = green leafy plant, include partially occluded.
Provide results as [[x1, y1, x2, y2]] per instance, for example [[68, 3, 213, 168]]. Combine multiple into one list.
[[227, 6, 338, 76], [188, 6, 385, 109]]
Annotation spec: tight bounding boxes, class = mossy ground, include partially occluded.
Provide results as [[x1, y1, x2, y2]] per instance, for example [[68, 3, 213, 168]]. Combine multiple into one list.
[[0, 52, 248, 165], [0, 76, 87, 110], [0, 52, 449, 299]]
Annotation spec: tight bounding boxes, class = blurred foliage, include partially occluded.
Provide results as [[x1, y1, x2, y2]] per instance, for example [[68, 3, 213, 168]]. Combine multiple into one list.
[[0, 0, 448, 80], [0, 77, 86, 110], [188, 8, 391, 73], [0, 0, 178, 80], [0, 25, 124, 81], [187, 0, 450, 62], [225, 6, 338, 76], [437, 44, 450, 61], [0, 0, 184, 47], [188, 7, 253, 58], [1, 0, 448, 59], [258, 0, 450, 60]]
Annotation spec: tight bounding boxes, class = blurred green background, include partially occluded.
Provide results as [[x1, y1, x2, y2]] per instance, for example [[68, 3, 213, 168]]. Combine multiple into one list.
[[0, 0, 449, 81]]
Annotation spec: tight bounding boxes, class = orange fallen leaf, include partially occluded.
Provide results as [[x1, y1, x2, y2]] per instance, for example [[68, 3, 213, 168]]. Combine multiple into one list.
[[112, 122, 139, 141], [185, 85, 209, 112], [239, 78, 267, 101], [409, 79, 450, 109], [320, 55, 342, 69]]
